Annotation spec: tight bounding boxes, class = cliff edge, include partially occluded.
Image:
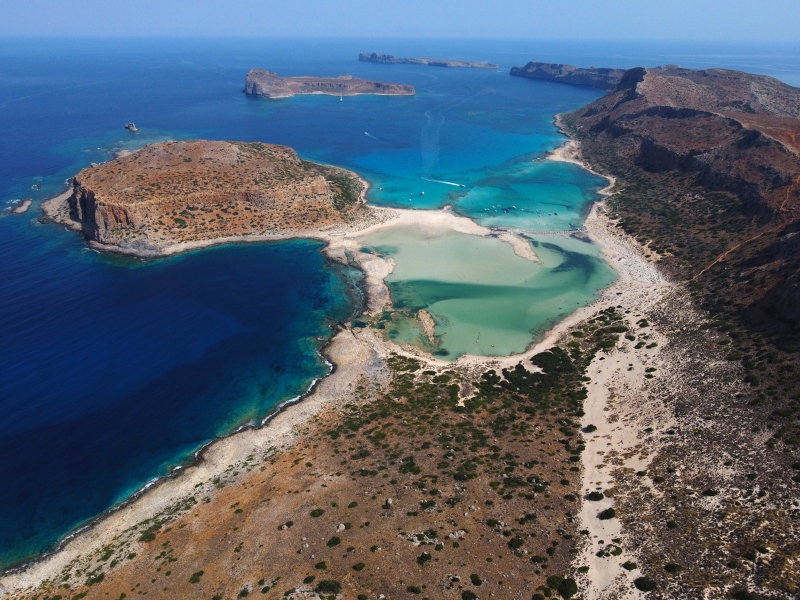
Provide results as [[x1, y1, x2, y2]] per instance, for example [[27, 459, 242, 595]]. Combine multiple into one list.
[[244, 69, 414, 98], [45, 140, 369, 256], [561, 65, 800, 328], [510, 62, 626, 90]]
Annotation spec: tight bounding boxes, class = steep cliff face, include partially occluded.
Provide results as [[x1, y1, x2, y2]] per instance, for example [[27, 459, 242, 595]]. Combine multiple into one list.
[[61, 140, 367, 255], [244, 69, 414, 98], [509, 62, 626, 91], [567, 67, 800, 215], [560, 65, 800, 329], [358, 52, 498, 69]]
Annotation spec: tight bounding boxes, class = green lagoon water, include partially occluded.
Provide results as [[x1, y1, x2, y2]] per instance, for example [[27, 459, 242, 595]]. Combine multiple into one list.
[[360, 225, 616, 358]]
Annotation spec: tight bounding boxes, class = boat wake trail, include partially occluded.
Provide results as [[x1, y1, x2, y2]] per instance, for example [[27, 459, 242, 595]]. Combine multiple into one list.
[[420, 109, 444, 176], [364, 131, 379, 140], [421, 177, 465, 188]]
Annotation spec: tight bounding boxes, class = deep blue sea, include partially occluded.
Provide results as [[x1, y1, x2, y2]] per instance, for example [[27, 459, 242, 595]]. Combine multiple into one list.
[[1, 37, 798, 570]]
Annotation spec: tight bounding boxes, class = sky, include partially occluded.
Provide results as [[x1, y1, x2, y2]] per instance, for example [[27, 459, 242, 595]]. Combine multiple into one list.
[[0, 0, 798, 40]]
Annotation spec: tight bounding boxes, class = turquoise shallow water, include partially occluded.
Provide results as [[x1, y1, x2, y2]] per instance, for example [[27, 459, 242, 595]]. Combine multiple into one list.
[[360, 226, 616, 358], [4, 37, 797, 569], [0, 38, 613, 568]]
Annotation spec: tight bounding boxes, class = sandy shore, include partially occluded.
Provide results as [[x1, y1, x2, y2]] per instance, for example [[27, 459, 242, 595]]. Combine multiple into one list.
[[2, 129, 672, 596], [0, 327, 377, 593]]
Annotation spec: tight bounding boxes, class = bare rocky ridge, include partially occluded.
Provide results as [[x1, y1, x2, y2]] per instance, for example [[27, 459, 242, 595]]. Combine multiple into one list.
[[510, 62, 626, 91], [555, 65, 800, 598], [244, 69, 415, 98], [359, 52, 499, 69], [44, 139, 369, 257], [560, 65, 800, 326]]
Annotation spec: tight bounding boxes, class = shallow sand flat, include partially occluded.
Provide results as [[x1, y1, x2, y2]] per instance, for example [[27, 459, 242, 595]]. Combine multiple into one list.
[[1, 195, 670, 597], [358, 223, 615, 358]]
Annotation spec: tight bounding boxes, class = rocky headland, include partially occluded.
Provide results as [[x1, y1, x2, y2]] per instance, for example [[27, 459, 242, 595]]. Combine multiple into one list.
[[510, 62, 626, 90], [560, 65, 800, 321], [42, 140, 372, 257], [553, 65, 800, 597], [244, 69, 415, 99], [359, 52, 499, 69]]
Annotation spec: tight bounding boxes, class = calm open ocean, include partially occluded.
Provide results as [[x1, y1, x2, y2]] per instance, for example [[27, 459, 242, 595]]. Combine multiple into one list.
[[0, 37, 798, 569]]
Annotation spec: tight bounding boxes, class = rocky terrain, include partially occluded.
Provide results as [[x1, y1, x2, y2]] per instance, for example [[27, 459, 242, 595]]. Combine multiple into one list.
[[560, 65, 800, 326], [510, 63, 626, 91], [8, 63, 800, 600], [43, 140, 369, 256], [244, 69, 415, 99], [359, 53, 498, 69], [556, 65, 800, 598]]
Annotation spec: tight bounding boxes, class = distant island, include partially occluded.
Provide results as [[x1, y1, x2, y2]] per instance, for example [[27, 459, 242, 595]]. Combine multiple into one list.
[[359, 52, 499, 69], [43, 140, 372, 257], [244, 69, 415, 99], [510, 62, 626, 90]]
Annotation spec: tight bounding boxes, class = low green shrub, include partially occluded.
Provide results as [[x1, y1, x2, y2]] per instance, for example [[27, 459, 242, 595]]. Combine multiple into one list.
[[315, 580, 341, 595], [188, 571, 204, 584], [634, 576, 657, 591]]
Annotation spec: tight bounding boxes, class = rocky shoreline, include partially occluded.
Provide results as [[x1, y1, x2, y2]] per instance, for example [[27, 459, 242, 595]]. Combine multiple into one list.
[[244, 69, 415, 98], [359, 52, 498, 69]]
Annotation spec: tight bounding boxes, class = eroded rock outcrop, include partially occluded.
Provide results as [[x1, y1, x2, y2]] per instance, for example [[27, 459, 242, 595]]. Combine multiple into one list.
[[510, 62, 626, 90]]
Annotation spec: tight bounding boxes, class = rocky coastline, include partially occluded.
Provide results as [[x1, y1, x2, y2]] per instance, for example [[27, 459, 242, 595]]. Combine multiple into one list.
[[7, 61, 800, 600], [42, 139, 377, 258], [244, 69, 415, 98], [359, 52, 498, 69], [509, 61, 625, 90]]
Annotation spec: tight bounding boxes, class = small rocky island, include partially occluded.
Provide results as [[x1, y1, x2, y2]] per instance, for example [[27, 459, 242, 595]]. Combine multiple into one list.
[[43, 140, 369, 256], [510, 62, 626, 90], [359, 52, 498, 69], [244, 69, 414, 98]]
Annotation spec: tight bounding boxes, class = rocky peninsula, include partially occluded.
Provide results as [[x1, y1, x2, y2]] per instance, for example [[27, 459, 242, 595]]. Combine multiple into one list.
[[244, 69, 414, 98], [359, 52, 499, 69], [510, 62, 626, 90], [42, 140, 372, 257]]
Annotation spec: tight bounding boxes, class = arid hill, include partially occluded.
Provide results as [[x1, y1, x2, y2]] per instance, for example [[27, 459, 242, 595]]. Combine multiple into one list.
[[46, 140, 368, 256], [244, 69, 415, 98], [359, 52, 499, 69], [561, 65, 800, 328]]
